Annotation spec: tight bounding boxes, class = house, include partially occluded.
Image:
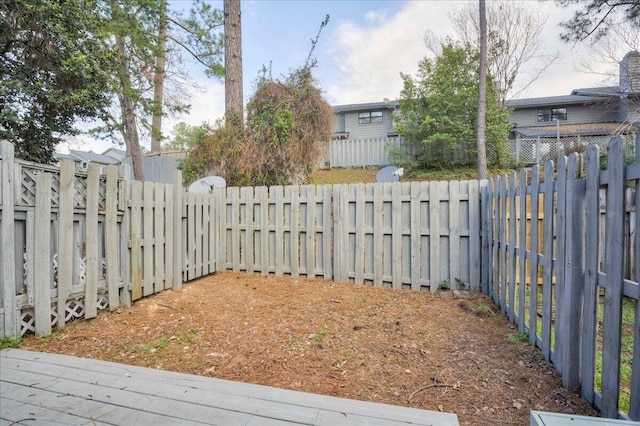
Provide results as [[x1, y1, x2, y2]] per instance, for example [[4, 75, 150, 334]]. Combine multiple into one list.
[[505, 51, 640, 164], [54, 148, 125, 171], [329, 52, 640, 167], [55, 147, 181, 184], [331, 99, 399, 140]]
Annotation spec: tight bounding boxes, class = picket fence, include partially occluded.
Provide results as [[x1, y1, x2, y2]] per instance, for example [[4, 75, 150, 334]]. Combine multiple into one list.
[[483, 136, 639, 420]]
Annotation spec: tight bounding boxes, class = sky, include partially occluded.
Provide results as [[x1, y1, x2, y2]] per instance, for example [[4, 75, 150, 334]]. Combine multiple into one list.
[[64, 0, 629, 153]]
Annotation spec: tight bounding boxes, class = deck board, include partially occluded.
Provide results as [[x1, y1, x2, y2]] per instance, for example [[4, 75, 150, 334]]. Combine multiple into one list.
[[1, 349, 459, 425]]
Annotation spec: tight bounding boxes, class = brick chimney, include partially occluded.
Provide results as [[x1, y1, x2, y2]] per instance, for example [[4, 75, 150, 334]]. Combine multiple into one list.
[[620, 51, 640, 93]]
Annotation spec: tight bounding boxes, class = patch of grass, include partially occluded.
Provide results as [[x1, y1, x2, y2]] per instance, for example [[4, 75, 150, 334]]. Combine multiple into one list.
[[475, 301, 491, 315], [313, 327, 329, 345], [507, 332, 529, 344], [407, 167, 512, 181], [126, 343, 153, 354], [594, 298, 635, 414], [154, 337, 169, 349], [175, 328, 200, 346], [126, 337, 170, 354], [0, 336, 21, 349], [307, 168, 378, 185], [307, 165, 516, 186]]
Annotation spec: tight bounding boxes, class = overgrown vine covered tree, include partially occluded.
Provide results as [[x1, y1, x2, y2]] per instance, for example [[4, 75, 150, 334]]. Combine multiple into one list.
[[180, 16, 333, 187], [395, 41, 511, 169]]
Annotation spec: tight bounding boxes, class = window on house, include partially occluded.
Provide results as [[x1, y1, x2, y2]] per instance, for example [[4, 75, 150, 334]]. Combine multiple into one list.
[[537, 107, 567, 122], [358, 111, 383, 124]]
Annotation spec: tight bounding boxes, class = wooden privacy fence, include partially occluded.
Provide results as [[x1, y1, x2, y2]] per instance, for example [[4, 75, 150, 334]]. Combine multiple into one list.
[[482, 136, 640, 420], [0, 140, 481, 339], [2, 135, 639, 421], [0, 141, 216, 338], [327, 137, 405, 168], [216, 181, 482, 291]]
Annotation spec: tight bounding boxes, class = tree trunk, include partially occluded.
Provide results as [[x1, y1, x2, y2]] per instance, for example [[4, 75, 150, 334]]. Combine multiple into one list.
[[476, 0, 488, 180], [224, 0, 243, 126], [112, 0, 144, 181], [151, 0, 167, 153]]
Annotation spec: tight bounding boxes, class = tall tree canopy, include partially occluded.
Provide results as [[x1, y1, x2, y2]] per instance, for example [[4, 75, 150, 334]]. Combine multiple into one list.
[[0, 0, 112, 163], [450, 1, 556, 107], [558, 0, 640, 42], [98, 0, 224, 179], [395, 41, 511, 169]]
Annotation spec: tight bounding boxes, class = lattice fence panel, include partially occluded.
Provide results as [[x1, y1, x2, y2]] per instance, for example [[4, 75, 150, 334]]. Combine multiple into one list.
[[19, 293, 110, 336], [19, 165, 60, 207]]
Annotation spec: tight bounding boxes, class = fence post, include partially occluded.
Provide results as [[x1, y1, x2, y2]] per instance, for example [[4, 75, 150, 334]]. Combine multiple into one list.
[[119, 163, 132, 307], [536, 137, 541, 164], [0, 141, 17, 338], [559, 153, 585, 391]]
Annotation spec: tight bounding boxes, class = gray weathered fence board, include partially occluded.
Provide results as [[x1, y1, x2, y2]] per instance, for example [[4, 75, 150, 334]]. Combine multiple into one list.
[[34, 172, 52, 337], [130, 181, 143, 301], [85, 164, 100, 319], [57, 160, 74, 326], [581, 145, 600, 404], [602, 136, 625, 418], [528, 165, 540, 346], [560, 154, 584, 390], [518, 170, 527, 333], [541, 162, 555, 362], [105, 165, 119, 309]]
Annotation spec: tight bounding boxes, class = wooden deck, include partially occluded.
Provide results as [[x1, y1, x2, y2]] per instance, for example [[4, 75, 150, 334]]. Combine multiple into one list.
[[1, 349, 459, 425]]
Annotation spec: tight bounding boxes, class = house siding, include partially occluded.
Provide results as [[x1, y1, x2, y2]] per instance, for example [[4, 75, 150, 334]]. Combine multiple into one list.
[[339, 109, 395, 139], [509, 103, 618, 127]]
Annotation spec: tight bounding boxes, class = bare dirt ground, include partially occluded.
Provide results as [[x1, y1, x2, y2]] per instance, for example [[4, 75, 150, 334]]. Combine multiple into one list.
[[20, 271, 598, 425]]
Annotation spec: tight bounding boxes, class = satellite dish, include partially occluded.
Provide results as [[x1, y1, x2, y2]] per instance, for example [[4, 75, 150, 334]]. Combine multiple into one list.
[[376, 166, 402, 183], [188, 176, 226, 193]]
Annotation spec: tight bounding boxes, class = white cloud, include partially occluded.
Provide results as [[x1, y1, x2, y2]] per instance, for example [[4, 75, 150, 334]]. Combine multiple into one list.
[[322, 1, 468, 105], [321, 0, 632, 105], [166, 78, 225, 131]]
